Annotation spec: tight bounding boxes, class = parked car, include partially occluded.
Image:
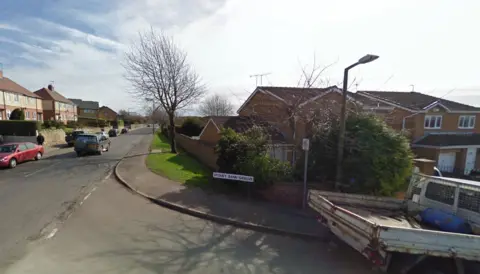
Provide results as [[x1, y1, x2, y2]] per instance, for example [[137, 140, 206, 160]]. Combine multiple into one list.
[[0, 142, 44, 168], [108, 128, 118, 137], [65, 130, 85, 147], [121, 128, 128, 134], [74, 134, 111, 156]]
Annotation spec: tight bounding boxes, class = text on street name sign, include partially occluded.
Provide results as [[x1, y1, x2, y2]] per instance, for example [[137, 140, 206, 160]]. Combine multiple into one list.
[[213, 172, 254, 183]]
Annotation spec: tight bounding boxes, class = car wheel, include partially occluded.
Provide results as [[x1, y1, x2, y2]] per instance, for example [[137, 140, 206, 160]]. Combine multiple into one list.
[[35, 152, 42, 160], [9, 158, 17, 168], [106, 144, 110, 151], [98, 146, 103, 155], [76, 151, 82, 157]]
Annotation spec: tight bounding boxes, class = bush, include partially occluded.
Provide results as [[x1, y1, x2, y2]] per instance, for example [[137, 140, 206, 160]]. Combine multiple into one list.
[[118, 119, 124, 128], [302, 112, 413, 196], [0, 120, 41, 136], [42, 120, 65, 129], [179, 117, 203, 137], [9, 108, 25, 120], [216, 127, 291, 187], [66, 121, 79, 128]]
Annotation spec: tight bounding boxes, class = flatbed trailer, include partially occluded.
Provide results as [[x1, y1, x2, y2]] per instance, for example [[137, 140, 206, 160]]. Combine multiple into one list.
[[309, 180, 480, 274]]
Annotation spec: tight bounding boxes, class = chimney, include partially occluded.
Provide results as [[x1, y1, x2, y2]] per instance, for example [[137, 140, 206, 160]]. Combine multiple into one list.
[[48, 84, 54, 91]]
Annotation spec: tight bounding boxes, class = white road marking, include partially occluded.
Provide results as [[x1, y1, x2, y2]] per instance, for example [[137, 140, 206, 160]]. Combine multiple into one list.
[[83, 193, 91, 202], [45, 228, 58, 239]]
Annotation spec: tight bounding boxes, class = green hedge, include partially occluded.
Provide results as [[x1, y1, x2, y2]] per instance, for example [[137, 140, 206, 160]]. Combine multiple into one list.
[[0, 120, 42, 136]]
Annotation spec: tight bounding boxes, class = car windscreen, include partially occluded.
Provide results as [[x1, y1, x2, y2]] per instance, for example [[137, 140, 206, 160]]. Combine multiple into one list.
[[0, 144, 17, 153], [76, 135, 98, 142]]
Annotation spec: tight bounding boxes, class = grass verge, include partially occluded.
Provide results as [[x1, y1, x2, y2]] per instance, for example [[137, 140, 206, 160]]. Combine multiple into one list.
[[146, 132, 210, 187], [151, 132, 171, 151]]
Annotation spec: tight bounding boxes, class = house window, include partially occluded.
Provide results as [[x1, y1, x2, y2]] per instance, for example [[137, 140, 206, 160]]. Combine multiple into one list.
[[33, 112, 37, 120], [458, 116, 475, 129], [25, 111, 30, 119], [14, 94, 19, 102], [424, 115, 442, 129]]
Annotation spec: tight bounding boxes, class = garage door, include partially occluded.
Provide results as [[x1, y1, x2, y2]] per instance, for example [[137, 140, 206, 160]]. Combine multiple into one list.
[[438, 152, 456, 173]]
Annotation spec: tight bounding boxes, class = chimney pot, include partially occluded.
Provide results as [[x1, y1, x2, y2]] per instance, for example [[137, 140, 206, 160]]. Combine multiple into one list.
[[48, 84, 53, 91]]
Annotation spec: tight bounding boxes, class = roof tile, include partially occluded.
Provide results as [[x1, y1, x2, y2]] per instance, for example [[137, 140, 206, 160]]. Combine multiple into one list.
[[0, 77, 40, 98], [358, 91, 480, 111]]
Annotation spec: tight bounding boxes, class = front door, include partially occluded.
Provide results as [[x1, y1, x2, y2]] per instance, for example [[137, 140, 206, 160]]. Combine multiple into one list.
[[464, 148, 477, 175]]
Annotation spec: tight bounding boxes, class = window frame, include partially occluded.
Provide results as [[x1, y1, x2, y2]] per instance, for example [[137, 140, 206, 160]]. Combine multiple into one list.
[[458, 115, 476, 129], [424, 115, 443, 129], [14, 94, 19, 102]]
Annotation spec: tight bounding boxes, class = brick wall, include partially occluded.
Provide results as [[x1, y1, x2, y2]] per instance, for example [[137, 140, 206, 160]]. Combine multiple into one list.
[[175, 133, 218, 170]]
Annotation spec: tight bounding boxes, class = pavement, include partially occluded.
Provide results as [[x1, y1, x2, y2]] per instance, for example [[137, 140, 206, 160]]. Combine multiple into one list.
[[4, 170, 375, 274], [0, 127, 148, 271], [115, 134, 330, 239]]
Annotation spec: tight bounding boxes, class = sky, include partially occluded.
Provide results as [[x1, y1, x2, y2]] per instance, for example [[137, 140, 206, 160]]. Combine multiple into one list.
[[1, 0, 480, 114]]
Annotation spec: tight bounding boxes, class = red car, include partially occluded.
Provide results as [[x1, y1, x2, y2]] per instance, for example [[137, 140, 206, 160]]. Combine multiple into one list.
[[0, 142, 44, 168]]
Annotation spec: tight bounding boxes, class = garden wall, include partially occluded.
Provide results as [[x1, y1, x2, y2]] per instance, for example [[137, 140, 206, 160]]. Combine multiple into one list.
[[175, 133, 218, 170]]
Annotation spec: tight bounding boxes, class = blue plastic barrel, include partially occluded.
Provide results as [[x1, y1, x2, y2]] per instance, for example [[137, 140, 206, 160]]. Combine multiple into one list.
[[420, 208, 472, 234]]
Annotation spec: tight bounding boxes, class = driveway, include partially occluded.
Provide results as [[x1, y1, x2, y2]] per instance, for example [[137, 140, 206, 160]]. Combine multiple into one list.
[[0, 128, 150, 271]]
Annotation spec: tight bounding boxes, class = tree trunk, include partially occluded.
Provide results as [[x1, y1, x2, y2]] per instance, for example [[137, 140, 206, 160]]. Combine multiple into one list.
[[168, 113, 177, 153]]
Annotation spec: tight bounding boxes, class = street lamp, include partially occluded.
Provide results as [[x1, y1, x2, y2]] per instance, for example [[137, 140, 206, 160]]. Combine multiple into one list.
[[335, 54, 379, 190]]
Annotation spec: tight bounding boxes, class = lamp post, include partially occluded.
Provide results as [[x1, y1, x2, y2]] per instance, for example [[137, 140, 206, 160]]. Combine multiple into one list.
[[335, 54, 379, 191]]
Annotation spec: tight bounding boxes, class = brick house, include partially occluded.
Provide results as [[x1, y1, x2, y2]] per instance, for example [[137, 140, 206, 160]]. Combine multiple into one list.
[[69, 99, 99, 124], [198, 115, 290, 161], [238, 86, 480, 175], [34, 85, 77, 123], [97, 106, 118, 122], [354, 90, 480, 175], [237, 86, 352, 146], [0, 69, 44, 121]]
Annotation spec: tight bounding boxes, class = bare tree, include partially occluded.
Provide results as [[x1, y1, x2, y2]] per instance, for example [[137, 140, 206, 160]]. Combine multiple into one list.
[[124, 28, 205, 153], [198, 94, 234, 116]]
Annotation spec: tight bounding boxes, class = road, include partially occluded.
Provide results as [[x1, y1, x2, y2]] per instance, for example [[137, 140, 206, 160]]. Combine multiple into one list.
[[0, 128, 151, 271], [4, 175, 375, 274]]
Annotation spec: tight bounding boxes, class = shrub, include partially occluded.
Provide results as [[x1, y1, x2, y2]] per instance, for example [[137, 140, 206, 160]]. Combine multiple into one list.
[[42, 120, 65, 129], [0, 120, 41, 136], [216, 126, 291, 187], [9, 108, 25, 120], [302, 112, 413, 196], [66, 121, 79, 128], [179, 117, 203, 137]]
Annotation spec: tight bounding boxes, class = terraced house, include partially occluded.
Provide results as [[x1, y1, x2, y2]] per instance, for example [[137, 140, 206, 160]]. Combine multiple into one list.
[[0, 69, 43, 121], [34, 84, 77, 123]]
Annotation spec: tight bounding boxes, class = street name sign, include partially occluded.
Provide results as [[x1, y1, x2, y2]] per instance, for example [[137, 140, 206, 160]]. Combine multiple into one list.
[[213, 172, 254, 183]]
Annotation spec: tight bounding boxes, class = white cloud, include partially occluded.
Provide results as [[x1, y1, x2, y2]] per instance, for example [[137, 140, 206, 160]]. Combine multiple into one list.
[[3, 0, 480, 113], [0, 23, 24, 32]]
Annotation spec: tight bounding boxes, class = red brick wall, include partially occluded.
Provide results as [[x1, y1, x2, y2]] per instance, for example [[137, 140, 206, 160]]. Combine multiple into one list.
[[175, 134, 218, 170]]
